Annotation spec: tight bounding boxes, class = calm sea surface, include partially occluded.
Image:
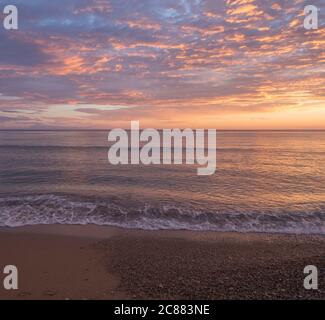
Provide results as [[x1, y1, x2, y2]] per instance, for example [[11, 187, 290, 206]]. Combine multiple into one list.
[[0, 130, 324, 234]]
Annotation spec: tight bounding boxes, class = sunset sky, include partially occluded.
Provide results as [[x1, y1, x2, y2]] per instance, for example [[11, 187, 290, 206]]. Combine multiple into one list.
[[0, 0, 324, 129]]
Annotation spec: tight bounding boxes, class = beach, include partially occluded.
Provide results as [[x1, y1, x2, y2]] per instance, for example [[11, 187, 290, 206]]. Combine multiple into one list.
[[1, 0, 324, 303], [0, 225, 324, 300]]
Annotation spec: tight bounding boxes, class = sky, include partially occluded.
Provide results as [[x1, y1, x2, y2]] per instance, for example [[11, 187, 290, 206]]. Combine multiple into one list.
[[0, 0, 324, 129]]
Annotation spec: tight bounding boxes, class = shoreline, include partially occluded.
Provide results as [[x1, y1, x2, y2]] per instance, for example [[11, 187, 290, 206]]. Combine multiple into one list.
[[0, 225, 324, 300]]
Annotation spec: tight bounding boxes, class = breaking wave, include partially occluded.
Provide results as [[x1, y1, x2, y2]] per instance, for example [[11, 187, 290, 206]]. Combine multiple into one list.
[[0, 194, 324, 235]]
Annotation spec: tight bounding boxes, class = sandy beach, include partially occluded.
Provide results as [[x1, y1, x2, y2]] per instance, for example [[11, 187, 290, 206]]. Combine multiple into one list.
[[0, 225, 324, 300]]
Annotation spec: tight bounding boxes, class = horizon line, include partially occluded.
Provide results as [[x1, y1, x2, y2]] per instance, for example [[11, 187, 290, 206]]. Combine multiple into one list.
[[1, 129, 325, 132]]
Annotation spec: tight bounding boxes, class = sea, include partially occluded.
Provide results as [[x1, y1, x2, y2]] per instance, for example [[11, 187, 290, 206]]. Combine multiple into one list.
[[0, 130, 324, 234]]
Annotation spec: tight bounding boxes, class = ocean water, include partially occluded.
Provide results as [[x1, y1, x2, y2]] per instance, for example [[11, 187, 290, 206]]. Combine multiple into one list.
[[0, 130, 324, 234]]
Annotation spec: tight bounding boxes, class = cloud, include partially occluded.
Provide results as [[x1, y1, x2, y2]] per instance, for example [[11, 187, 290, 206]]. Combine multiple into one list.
[[0, 0, 324, 129], [0, 31, 52, 66]]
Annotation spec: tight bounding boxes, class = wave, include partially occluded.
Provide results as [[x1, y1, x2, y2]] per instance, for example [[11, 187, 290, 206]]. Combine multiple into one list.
[[0, 145, 258, 152], [0, 194, 324, 235], [2, 145, 325, 156]]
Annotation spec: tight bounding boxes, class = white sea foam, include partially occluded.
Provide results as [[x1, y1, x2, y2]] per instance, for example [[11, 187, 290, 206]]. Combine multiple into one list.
[[0, 194, 324, 235]]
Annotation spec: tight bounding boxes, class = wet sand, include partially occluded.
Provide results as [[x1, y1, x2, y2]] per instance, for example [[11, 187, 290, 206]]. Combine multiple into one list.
[[0, 225, 324, 300]]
